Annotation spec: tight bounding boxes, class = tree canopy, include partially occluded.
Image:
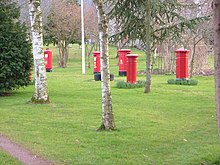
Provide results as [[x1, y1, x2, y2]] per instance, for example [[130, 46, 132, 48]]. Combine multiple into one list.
[[108, 0, 210, 50], [0, 0, 32, 93]]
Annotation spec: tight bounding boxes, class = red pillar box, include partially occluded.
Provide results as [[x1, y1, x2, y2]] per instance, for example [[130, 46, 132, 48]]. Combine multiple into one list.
[[126, 54, 138, 84], [93, 51, 101, 74], [175, 48, 189, 80], [44, 48, 52, 72], [118, 49, 131, 76]]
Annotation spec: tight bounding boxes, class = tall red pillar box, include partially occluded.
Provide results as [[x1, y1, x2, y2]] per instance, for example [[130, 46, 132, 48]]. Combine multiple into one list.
[[126, 54, 138, 84], [118, 49, 131, 76], [93, 51, 101, 74], [44, 48, 52, 72], [175, 48, 189, 80]]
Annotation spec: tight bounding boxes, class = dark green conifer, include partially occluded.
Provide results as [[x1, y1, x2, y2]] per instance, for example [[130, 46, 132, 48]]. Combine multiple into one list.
[[0, 0, 32, 94]]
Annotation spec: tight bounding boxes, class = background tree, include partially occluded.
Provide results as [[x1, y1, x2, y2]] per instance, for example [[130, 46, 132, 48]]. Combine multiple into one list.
[[12, 0, 52, 26], [0, 0, 32, 95], [213, 0, 220, 143], [152, 0, 212, 76], [93, 0, 116, 130], [109, 0, 209, 93], [29, 0, 49, 103], [44, 0, 81, 68], [179, 0, 212, 78], [84, 1, 99, 68], [144, 0, 151, 93]]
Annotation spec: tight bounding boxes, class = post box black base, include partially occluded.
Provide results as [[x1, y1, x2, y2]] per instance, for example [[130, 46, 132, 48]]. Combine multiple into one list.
[[94, 73, 114, 81], [94, 73, 101, 81], [46, 69, 52, 72], [176, 78, 188, 81], [119, 71, 126, 76], [94, 72, 100, 74], [110, 74, 114, 81]]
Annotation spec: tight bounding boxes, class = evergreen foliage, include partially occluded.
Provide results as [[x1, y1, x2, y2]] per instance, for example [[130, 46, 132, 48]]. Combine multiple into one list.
[[0, 0, 32, 93], [108, 0, 210, 49]]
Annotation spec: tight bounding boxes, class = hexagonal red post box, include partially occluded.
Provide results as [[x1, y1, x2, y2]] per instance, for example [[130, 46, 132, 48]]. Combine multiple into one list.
[[175, 48, 189, 80], [126, 54, 138, 84], [93, 51, 100, 74], [118, 49, 131, 76], [44, 48, 52, 72]]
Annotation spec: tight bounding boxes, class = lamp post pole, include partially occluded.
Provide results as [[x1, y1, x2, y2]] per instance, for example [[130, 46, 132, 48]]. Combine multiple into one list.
[[81, 0, 85, 74]]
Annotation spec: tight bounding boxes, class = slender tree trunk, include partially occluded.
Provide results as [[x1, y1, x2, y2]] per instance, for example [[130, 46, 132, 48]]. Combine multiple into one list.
[[189, 38, 196, 78], [87, 44, 95, 68], [94, 0, 116, 130], [144, 0, 151, 93], [213, 0, 220, 143], [58, 40, 69, 68], [189, 37, 203, 78], [64, 43, 69, 68], [29, 0, 49, 103]]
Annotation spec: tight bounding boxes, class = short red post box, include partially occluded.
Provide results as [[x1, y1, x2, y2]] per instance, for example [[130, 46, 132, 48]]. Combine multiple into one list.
[[44, 48, 52, 72], [93, 51, 101, 74], [126, 54, 138, 84], [118, 49, 131, 76], [175, 48, 189, 80]]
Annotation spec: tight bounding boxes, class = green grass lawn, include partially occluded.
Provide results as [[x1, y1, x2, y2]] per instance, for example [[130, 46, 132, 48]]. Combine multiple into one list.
[[0, 150, 22, 165], [0, 45, 219, 164]]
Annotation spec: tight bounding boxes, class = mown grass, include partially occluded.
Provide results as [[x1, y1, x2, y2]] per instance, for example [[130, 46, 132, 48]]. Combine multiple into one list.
[[0, 45, 219, 164], [0, 150, 22, 165]]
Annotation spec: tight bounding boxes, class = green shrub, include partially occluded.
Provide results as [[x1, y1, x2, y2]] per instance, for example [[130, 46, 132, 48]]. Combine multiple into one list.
[[167, 79, 198, 86], [116, 80, 146, 89], [0, 1, 32, 93], [167, 79, 176, 84]]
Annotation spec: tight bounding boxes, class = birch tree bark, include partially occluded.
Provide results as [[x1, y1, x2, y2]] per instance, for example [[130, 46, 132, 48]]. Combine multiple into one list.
[[29, 0, 49, 103], [93, 0, 116, 130], [213, 0, 220, 142]]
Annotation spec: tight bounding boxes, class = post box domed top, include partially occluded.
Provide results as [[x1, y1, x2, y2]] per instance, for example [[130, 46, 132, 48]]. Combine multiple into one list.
[[118, 49, 131, 52], [126, 54, 138, 58], [44, 48, 52, 52], [93, 51, 100, 54], [175, 48, 190, 53]]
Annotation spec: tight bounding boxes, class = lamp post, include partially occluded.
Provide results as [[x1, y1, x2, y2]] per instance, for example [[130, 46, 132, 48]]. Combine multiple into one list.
[[81, 0, 85, 74]]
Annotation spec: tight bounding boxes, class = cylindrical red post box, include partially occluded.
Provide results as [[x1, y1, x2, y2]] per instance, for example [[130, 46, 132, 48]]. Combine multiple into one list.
[[175, 48, 189, 80], [93, 51, 101, 74], [126, 54, 138, 84], [44, 48, 52, 72], [118, 49, 131, 76]]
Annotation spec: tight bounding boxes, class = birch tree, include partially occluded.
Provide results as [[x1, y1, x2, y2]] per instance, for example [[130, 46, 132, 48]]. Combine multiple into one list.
[[213, 0, 220, 142], [93, 0, 116, 130], [29, 0, 49, 103]]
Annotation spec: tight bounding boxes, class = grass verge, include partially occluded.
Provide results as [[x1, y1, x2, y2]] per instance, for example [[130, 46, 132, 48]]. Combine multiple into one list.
[[0, 45, 219, 164], [0, 150, 22, 165]]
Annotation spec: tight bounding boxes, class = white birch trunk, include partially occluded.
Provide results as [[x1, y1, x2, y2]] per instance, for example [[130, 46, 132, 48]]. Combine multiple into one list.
[[213, 0, 220, 142], [94, 0, 116, 130], [29, 0, 49, 103]]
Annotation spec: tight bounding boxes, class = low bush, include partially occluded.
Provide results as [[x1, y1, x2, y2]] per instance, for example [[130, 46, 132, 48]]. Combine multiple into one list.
[[116, 80, 146, 89], [167, 79, 198, 86]]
